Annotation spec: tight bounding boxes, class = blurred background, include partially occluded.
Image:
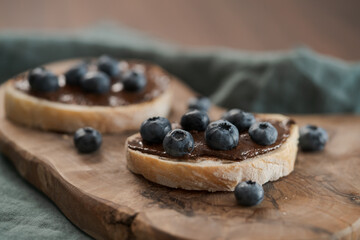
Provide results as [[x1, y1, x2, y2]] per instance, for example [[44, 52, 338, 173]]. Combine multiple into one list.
[[1, 0, 360, 113], [1, 0, 360, 60]]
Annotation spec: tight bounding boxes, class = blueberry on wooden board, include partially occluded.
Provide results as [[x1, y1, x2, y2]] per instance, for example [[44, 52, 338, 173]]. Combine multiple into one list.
[[299, 125, 328, 151], [234, 181, 264, 206], [74, 127, 102, 153]]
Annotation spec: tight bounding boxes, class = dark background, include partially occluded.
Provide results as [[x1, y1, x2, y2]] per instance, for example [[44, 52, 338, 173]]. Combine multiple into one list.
[[1, 0, 360, 60]]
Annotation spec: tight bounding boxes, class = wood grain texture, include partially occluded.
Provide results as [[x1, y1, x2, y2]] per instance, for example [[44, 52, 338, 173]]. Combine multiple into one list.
[[0, 61, 360, 239]]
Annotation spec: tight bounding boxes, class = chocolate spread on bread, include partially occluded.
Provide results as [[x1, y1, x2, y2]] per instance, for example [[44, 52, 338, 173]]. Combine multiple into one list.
[[14, 61, 169, 106], [128, 119, 295, 162]]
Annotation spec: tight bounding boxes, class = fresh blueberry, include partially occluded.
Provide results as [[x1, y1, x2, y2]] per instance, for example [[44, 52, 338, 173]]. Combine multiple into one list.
[[249, 122, 278, 146], [234, 181, 264, 206], [222, 109, 256, 132], [97, 55, 120, 77], [74, 127, 102, 153], [28, 67, 59, 92], [80, 72, 110, 94], [140, 117, 172, 143], [188, 96, 211, 112], [163, 129, 194, 157], [65, 63, 88, 85], [180, 110, 210, 132], [28, 67, 45, 85], [299, 125, 328, 151], [205, 120, 239, 150], [122, 69, 147, 92]]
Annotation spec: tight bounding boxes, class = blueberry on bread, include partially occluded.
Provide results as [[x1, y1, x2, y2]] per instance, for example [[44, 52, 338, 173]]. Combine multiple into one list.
[[80, 72, 111, 94], [205, 120, 239, 150], [222, 109, 255, 132], [65, 62, 88, 86], [249, 122, 278, 146], [188, 96, 211, 112], [163, 129, 194, 157], [97, 55, 120, 77], [28, 67, 59, 92], [180, 110, 209, 131], [140, 117, 172, 143], [122, 69, 147, 92]]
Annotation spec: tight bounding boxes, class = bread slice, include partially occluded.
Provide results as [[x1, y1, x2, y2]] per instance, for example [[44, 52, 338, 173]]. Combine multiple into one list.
[[4, 60, 172, 133], [126, 114, 299, 192]]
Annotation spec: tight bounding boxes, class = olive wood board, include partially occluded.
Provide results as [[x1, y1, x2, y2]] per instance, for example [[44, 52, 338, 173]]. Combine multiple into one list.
[[0, 63, 359, 240]]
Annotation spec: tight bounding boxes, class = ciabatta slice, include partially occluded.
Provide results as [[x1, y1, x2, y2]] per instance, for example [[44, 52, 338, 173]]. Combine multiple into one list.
[[4, 59, 172, 133], [126, 114, 298, 192]]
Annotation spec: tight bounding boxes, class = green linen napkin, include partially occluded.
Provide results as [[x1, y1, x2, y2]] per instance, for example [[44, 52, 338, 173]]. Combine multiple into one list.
[[0, 24, 359, 239]]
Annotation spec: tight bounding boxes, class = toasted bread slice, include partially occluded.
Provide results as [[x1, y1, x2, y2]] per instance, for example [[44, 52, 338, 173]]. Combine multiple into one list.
[[4, 60, 172, 133], [126, 114, 298, 192]]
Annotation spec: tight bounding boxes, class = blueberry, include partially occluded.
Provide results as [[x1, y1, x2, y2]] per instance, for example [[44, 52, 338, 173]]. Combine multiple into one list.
[[65, 63, 88, 85], [222, 109, 256, 132], [249, 122, 278, 146], [299, 125, 328, 151], [234, 181, 264, 206], [80, 72, 110, 94], [163, 129, 194, 157], [188, 96, 211, 112], [28, 67, 45, 85], [205, 120, 239, 150], [140, 117, 172, 143], [122, 69, 147, 92], [28, 67, 59, 92], [74, 127, 102, 153], [97, 55, 120, 77], [180, 110, 210, 131]]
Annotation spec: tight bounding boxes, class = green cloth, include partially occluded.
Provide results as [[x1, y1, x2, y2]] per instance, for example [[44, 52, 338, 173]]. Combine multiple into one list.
[[0, 24, 359, 239], [0, 159, 90, 240]]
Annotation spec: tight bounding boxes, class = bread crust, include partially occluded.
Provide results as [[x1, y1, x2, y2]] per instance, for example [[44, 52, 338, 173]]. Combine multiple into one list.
[[126, 114, 299, 192], [4, 80, 172, 133]]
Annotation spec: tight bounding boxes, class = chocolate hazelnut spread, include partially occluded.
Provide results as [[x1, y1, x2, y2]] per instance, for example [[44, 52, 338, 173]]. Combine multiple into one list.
[[128, 119, 295, 162], [14, 61, 169, 106]]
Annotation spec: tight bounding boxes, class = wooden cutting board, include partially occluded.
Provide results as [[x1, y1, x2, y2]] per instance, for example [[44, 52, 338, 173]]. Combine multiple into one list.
[[0, 61, 359, 240]]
